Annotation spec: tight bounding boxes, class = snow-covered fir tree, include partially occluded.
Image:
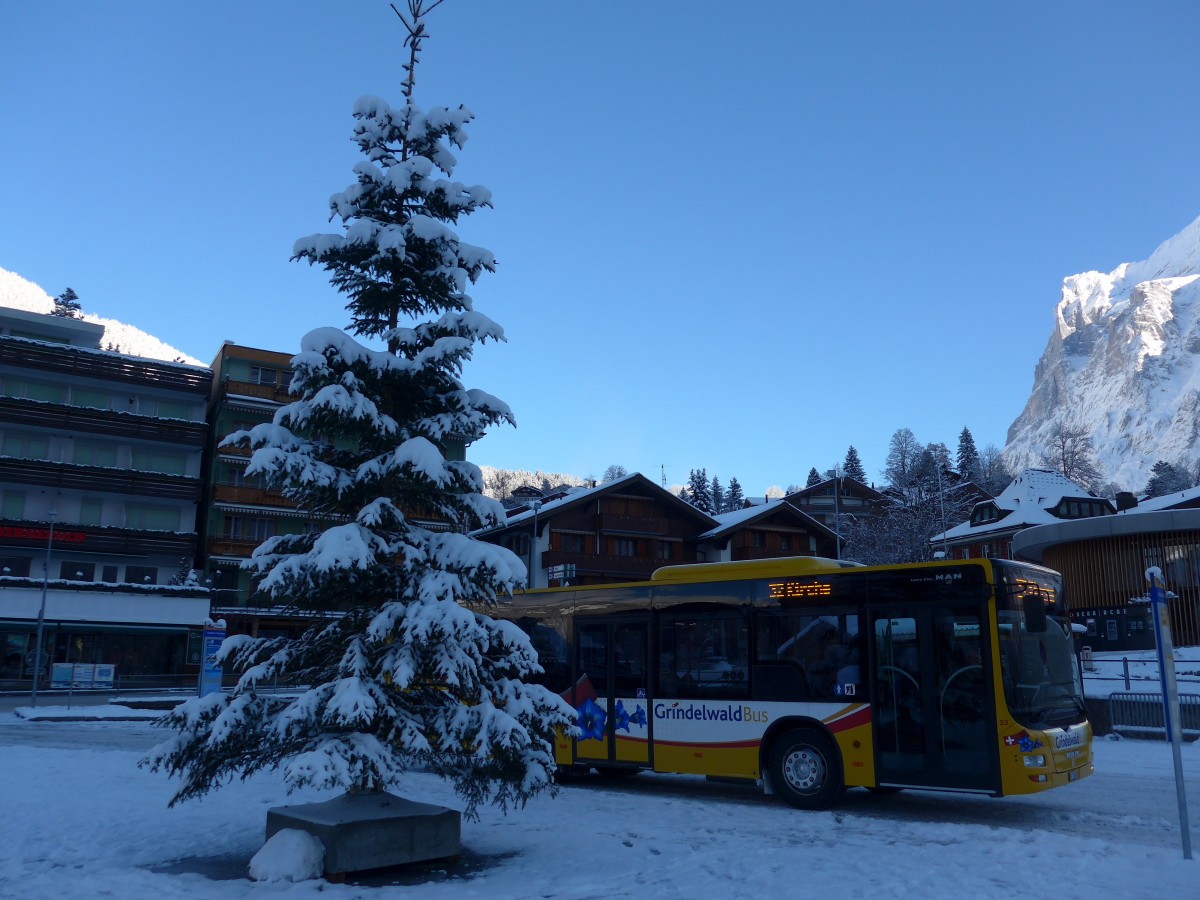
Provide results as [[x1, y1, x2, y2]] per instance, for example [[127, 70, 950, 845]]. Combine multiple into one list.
[[726, 476, 744, 510], [145, 1, 574, 818], [806, 467, 822, 488], [842, 446, 866, 484], [687, 468, 713, 513], [956, 427, 980, 483], [1144, 459, 1193, 498], [710, 475, 725, 515], [51, 287, 81, 318]]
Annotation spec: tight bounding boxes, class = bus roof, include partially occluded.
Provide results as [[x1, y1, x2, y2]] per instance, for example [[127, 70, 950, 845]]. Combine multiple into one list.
[[650, 556, 863, 584]]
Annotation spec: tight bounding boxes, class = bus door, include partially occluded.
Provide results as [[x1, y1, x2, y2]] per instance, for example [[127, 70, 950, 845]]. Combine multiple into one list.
[[573, 618, 651, 767], [870, 605, 998, 791]]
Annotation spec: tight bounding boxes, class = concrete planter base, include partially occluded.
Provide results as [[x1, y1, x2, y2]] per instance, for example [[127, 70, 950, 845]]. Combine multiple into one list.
[[266, 791, 461, 876]]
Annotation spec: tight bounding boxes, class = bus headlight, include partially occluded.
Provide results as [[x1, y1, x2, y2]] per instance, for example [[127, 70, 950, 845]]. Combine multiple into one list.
[[1023, 754, 1046, 768]]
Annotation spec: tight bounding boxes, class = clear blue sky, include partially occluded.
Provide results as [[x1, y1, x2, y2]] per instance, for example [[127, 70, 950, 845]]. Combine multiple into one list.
[[4, 2, 1199, 497]]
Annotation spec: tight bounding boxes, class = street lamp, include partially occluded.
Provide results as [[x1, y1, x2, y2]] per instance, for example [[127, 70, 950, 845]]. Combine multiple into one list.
[[29, 509, 57, 709]]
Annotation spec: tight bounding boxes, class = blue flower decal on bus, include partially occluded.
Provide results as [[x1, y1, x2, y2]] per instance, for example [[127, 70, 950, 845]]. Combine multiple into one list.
[[577, 697, 606, 741], [613, 700, 631, 733], [611, 700, 647, 732]]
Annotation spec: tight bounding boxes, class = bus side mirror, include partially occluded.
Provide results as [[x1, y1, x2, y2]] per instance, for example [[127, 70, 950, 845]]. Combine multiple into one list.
[[1022, 593, 1047, 633]]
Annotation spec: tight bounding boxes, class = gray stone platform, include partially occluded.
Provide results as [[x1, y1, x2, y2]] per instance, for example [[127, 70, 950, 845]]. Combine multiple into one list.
[[266, 791, 461, 876]]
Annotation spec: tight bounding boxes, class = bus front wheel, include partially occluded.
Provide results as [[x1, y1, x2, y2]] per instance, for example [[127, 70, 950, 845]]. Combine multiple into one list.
[[769, 728, 843, 810]]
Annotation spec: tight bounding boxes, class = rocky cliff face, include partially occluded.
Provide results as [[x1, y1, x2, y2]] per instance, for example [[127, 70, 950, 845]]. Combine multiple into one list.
[[1003, 216, 1200, 491]]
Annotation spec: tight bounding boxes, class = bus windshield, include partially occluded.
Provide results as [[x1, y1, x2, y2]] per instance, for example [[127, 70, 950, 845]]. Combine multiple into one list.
[[994, 562, 1085, 730]]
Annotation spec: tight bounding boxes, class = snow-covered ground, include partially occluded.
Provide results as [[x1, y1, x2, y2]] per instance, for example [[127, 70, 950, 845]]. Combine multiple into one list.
[[0, 710, 1196, 898]]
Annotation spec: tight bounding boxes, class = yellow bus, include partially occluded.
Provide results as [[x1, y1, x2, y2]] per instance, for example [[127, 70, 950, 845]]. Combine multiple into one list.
[[502, 556, 1093, 809]]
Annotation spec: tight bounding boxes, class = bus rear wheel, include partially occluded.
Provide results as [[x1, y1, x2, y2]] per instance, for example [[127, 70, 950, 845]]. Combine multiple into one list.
[[769, 728, 843, 810]]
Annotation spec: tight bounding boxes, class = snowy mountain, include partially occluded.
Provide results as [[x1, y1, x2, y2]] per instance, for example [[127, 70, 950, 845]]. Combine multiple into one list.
[[0, 267, 203, 365], [1003, 215, 1200, 491]]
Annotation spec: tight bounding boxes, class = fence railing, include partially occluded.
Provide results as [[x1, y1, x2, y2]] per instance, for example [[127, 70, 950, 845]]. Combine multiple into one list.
[[1108, 691, 1200, 739]]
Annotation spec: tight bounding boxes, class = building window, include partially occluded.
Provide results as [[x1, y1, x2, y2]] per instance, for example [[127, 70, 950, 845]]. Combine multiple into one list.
[[101, 565, 119, 583], [657, 540, 672, 559], [125, 503, 179, 531], [779, 534, 792, 551], [79, 498, 103, 526], [0, 556, 32, 577], [613, 538, 635, 557], [74, 442, 119, 468], [59, 561, 95, 582], [249, 366, 279, 386], [125, 565, 158, 585], [1, 491, 26, 519], [2, 433, 50, 459], [750, 531, 765, 549], [71, 388, 111, 410], [131, 449, 188, 475], [224, 516, 275, 541], [156, 400, 194, 420], [561, 534, 584, 554]]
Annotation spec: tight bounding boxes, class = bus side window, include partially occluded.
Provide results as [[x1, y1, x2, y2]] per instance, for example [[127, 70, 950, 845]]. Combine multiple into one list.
[[657, 614, 748, 700], [516, 619, 571, 694]]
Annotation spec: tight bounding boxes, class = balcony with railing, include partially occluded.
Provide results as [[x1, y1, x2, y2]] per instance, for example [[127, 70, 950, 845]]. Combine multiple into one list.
[[211, 483, 295, 508], [206, 537, 263, 558], [541, 549, 667, 579], [594, 512, 669, 534], [0, 397, 207, 445], [0, 458, 202, 500], [220, 378, 293, 404]]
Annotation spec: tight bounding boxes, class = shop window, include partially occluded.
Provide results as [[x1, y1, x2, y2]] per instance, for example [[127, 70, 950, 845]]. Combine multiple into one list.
[[1106, 620, 1118, 641], [0, 556, 32, 577], [125, 565, 158, 585], [101, 565, 119, 583], [60, 561, 95, 582]]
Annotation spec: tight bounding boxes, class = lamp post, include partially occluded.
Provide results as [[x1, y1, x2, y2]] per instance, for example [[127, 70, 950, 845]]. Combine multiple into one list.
[[29, 510, 57, 709]]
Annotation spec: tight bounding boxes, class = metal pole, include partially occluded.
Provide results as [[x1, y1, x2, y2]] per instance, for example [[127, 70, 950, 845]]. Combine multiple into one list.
[[29, 510, 57, 709], [1123, 657, 1130, 691], [1147, 568, 1192, 860]]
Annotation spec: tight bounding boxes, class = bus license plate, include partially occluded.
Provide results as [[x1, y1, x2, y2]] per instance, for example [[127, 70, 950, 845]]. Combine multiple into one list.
[[1068, 769, 1079, 782]]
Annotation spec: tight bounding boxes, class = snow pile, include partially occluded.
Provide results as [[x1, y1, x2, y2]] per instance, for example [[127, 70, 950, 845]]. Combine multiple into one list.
[[1004, 214, 1200, 490], [0, 266, 202, 365], [248, 829, 324, 883]]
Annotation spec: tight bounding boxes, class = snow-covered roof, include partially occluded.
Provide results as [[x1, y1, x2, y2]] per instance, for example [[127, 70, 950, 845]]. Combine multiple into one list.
[[479, 472, 714, 534], [932, 468, 1098, 542], [695, 500, 835, 541], [1122, 484, 1200, 513]]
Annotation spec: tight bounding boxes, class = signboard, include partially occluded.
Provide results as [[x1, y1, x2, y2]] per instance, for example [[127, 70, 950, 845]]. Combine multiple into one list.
[[198, 625, 226, 698], [186, 630, 204, 666], [48, 663, 115, 689], [92, 664, 115, 689], [51, 663, 74, 689]]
